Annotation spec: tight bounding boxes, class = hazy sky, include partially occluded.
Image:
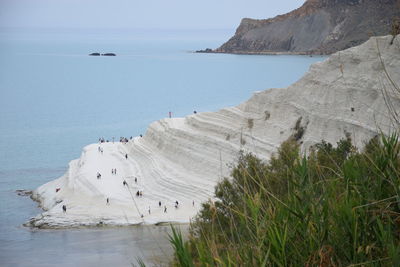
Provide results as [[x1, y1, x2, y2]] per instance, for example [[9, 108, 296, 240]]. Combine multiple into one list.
[[0, 0, 305, 30]]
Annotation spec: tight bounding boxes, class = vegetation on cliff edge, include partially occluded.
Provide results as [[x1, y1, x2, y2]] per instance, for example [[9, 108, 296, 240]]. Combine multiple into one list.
[[170, 133, 400, 266]]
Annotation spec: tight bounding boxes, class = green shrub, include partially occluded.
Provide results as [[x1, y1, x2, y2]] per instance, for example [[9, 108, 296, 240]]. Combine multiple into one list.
[[292, 117, 306, 141], [247, 118, 254, 129], [172, 133, 400, 266]]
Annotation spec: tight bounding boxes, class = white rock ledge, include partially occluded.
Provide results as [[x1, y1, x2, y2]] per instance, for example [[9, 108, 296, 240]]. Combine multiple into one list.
[[28, 35, 400, 228]]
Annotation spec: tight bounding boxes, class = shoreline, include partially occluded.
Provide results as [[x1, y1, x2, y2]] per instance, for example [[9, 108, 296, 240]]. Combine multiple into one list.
[[25, 190, 190, 229], [26, 141, 205, 229], [24, 214, 189, 230], [195, 49, 329, 56]]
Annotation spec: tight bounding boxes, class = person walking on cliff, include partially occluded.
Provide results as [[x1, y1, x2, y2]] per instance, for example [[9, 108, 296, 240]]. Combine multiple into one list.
[[62, 205, 67, 213], [164, 206, 167, 213]]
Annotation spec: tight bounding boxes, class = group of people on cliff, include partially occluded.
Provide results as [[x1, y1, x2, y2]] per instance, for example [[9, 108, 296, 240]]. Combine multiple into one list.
[[82, 136, 196, 220], [98, 136, 134, 144]]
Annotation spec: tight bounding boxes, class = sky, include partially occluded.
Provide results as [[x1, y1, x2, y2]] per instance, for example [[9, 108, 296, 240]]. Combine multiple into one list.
[[0, 0, 305, 30]]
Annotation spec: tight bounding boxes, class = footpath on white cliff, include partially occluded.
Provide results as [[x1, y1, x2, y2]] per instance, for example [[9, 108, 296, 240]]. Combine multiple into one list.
[[29, 35, 400, 228]]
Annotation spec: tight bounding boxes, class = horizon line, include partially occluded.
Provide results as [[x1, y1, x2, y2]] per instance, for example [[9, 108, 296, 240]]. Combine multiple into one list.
[[0, 26, 236, 32]]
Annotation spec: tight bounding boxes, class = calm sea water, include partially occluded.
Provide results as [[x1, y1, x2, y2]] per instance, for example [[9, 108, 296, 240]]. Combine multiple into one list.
[[0, 28, 324, 266]]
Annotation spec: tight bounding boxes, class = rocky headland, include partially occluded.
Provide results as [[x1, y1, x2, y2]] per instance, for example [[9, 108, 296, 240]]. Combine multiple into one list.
[[209, 0, 400, 55]]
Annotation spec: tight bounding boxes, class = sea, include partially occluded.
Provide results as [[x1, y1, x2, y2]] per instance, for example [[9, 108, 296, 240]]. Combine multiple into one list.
[[0, 28, 325, 266]]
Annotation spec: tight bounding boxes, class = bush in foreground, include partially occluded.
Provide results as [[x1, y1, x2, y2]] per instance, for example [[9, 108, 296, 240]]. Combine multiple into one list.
[[172, 133, 400, 266]]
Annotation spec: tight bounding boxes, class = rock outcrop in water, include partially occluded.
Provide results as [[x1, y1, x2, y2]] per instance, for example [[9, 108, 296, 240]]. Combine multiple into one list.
[[29, 35, 400, 228], [89, 53, 116, 56], [213, 0, 400, 54]]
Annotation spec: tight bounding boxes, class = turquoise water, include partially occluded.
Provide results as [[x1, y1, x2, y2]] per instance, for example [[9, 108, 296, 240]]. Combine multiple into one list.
[[0, 28, 324, 266]]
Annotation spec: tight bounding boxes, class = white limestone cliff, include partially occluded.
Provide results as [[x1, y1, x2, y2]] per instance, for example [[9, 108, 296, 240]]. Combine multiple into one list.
[[29, 35, 400, 228]]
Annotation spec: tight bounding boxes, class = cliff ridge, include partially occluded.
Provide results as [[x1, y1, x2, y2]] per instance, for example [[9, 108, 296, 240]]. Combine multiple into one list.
[[213, 0, 400, 54]]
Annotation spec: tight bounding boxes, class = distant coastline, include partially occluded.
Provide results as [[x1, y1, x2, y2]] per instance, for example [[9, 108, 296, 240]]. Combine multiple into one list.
[[208, 0, 399, 55], [195, 49, 324, 56]]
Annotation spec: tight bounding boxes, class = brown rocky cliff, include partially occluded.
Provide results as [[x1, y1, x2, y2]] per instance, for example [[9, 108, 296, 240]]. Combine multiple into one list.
[[214, 0, 400, 54]]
